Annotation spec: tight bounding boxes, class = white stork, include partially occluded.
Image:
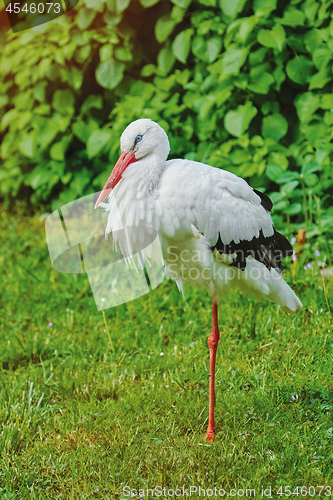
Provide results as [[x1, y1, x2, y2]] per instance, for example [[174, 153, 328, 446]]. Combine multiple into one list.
[[94, 118, 302, 441]]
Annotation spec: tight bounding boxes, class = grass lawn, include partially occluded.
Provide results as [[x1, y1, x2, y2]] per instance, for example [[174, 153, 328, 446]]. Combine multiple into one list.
[[1, 204, 333, 499]]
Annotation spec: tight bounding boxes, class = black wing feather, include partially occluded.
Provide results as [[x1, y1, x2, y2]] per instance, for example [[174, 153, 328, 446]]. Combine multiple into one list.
[[212, 229, 293, 272], [253, 188, 273, 212]]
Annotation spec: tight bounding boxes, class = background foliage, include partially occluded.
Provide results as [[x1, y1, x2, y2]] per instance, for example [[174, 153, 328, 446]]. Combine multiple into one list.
[[0, 0, 333, 242]]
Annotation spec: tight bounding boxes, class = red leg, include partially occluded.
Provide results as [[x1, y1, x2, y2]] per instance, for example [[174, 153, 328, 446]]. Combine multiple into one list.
[[205, 299, 220, 442]]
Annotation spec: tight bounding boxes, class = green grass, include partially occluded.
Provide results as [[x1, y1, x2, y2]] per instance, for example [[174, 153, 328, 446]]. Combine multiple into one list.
[[0, 204, 333, 499]]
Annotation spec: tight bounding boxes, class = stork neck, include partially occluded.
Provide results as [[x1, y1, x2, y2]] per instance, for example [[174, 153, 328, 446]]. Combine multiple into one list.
[[124, 152, 166, 195]]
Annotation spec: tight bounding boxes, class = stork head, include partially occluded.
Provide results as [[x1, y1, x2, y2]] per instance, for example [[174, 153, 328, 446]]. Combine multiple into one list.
[[94, 119, 170, 209]]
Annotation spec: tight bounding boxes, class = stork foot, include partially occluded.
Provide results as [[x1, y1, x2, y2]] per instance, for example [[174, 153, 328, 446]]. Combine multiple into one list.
[[205, 426, 216, 442]]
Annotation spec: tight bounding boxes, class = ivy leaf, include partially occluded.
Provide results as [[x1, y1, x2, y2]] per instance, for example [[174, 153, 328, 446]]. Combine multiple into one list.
[[262, 113, 288, 141], [321, 94, 333, 109], [172, 29, 194, 63], [155, 13, 177, 43], [278, 8, 305, 26], [71, 67, 83, 90], [313, 47, 332, 70], [210, 47, 248, 76], [253, 0, 277, 15], [72, 121, 90, 144], [266, 165, 283, 182], [171, 0, 191, 7], [114, 47, 133, 62], [85, 0, 105, 11], [95, 59, 125, 89], [192, 36, 222, 63], [52, 90, 75, 115], [224, 102, 257, 138], [50, 137, 70, 161], [248, 69, 274, 94], [158, 47, 175, 74], [87, 129, 112, 159], [286, 56, 313, 85], [309, 68, 331, 90], [76, 8, 96, 29], [141, 64, 157, 77], [295, 92, 320, 123], [19, 133, 36, 158], [139, 0, 159, 6], [301, 162, 319, 176], [257, 24, 286, 51], [285, 203, 302, 215], [220, 0, 246, 18], [116, 0, 131, 12], [277, 171, 300, 183]]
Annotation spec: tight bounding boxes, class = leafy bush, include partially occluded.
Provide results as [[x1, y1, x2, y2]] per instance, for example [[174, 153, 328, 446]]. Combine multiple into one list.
[[0, 0, 333, 243]]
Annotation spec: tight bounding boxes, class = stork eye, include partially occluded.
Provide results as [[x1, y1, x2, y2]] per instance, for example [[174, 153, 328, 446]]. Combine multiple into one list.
[[135, 134, 142, 143]]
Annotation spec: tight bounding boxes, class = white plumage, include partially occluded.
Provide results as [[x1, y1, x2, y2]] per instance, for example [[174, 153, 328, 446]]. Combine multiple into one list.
[[95, 118, 302, 315], [95, 118, 302, 441]]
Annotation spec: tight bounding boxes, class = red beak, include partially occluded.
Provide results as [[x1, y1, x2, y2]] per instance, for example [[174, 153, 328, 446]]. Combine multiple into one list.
[[94, 151, 136, 209]]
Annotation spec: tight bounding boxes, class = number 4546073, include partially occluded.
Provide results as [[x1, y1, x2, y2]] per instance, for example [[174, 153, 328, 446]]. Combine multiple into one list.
[[276, 486, 331, 496], [6, 3, 61, 14]]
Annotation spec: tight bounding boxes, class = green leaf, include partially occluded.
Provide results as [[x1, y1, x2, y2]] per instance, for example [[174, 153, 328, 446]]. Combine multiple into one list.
[[141, 64, 157, 77], [72, 121, 90, 144], [266, 165, 283, 182], [248, 69, 274, 94], [313, 47, 332, 70], [295, 93, 320, 123], [52, 90, 75, 115], [0, 95, 9, 108], [158, 47, 175, 74], [304, 173, 318, 187], [85, 0, 105, 10], [87, 129, 112, 159], [171, 5, 185, 22], [286, 56, 313, 85], [139, 0, 159, 6], [116, 0, 131, 11], [277, 171, 300, 183], [282, 180, 299, 194], [192, 36, 222, 63], [211, 47, 248, 76], [99, 45, 113, 63], [171, 0, 191, 8], [301, 162, 319, 176], [285, 203, 302, 215], [220, 0, 246, 18], [50, 138, 69, 161], [253, 0, 277, 15], [321, 94, 333, 109], [272, 63, 286, 91], [309, 68, 331, 90], [172, 29, 194, 63], [71, 67, 83, 90], [81, 95, 103, 114], [114, 47, 133, 62], [262, 113, 288, 141], [224, 102, 257, 138], [76, 8, 96, 29], [278, 8, 305, 26], [95, 59, 125, 90], [198, 0, 216, 6], [19, 133, 35, 158], [257, 24, 286, 51], [155, 13, 177, 43]]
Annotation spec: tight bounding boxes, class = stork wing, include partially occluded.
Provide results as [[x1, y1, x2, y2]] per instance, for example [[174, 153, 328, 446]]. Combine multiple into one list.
[[158, 159, 292, 271]]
